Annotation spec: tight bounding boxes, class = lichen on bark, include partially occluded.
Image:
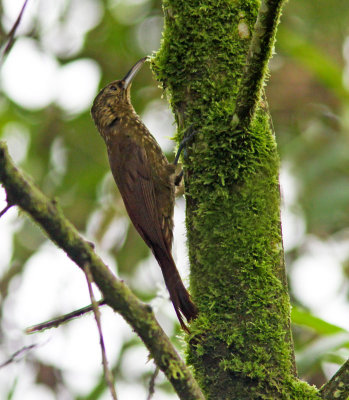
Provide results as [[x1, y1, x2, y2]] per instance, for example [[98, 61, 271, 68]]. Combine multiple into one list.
[[153, 0, 322, 398]]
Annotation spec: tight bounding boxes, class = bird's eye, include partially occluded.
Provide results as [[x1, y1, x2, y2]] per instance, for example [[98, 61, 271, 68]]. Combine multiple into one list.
[[110, 85, 117, 91]]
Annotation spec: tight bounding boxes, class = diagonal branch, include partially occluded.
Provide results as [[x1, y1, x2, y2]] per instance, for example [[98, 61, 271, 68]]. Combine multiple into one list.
[[0, 344, 38, 368], [0, 203, 13, 217], [1, 0, 29, 64], [0, 141, 205, 400], [234, 0, 285, 130], [26, 300, 107, 333], [320, 358, 349, 400]]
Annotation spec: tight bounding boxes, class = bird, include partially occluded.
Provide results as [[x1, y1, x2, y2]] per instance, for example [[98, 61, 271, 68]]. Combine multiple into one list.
[[91, 57, 198, 331]]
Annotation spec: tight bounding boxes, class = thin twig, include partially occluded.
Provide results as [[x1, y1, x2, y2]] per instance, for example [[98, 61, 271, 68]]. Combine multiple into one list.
[[146, 366, 159, 400], [0, 203, 13, 218], [0, 344, 37, 368], [0, 0, 29, 64], [0, 141, 205, 400], [84, 264, 117, 400], [320, 358, 349, 400], [26, 300, 107, 334], [234, 0, 285, 131]]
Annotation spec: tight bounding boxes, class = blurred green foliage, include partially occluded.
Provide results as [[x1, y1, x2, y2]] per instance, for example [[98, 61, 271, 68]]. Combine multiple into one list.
[[0, 0, 349, 398]]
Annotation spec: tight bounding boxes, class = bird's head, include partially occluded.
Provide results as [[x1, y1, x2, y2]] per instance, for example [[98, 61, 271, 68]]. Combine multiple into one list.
[[91, 57, 147, 129]]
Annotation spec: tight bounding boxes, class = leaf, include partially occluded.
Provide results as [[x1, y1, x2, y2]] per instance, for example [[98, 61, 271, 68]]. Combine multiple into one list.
[[292, 307, 346, 335], [277, 27, 349, 103], [296, 332, 349, 375]]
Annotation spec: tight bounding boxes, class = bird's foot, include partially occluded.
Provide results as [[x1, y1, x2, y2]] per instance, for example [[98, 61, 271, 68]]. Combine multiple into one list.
[[173, 126, 197, 165]]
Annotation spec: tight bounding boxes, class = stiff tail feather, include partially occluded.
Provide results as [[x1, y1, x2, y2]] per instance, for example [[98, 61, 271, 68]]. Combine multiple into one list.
[[153, 247, 198, 332]]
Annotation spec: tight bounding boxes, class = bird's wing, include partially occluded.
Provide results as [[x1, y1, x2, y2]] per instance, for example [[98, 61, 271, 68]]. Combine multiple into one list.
[[108, 135, 171, 252], [108, 135, 197, 329]]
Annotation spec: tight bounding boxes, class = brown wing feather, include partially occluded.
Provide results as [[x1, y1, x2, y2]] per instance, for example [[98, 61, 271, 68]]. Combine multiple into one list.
[[107, 133, 198, 327], [107, 135, 169, 252]]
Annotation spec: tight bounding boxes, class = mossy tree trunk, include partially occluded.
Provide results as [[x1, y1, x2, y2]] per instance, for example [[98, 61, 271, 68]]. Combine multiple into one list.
[[153, 0, 321, 398]]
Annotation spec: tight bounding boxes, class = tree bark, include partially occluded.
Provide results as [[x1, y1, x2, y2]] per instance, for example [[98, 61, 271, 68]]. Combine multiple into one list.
[[153, 0, 321, 398]]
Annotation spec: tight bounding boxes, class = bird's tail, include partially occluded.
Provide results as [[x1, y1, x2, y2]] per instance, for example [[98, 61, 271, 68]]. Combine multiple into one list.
[[153, 247, 198, 332]]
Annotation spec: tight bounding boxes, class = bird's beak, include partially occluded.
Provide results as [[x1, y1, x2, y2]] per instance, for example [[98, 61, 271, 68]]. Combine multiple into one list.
[[122, 57, 147, 89]]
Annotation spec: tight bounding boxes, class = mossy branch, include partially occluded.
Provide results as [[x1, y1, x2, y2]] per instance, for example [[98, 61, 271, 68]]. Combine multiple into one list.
[[320, 358, 349, 400], [0, 141, 205, 400], [234, 0, 285, 129]]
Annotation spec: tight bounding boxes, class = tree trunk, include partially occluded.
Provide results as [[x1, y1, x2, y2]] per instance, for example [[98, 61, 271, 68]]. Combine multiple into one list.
[[153, 0, 321, 398]]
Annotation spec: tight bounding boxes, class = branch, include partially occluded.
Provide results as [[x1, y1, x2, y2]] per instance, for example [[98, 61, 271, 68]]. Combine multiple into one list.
[[26, 300, 107, 333], [0, 203, 13, 217], [0, 344, 37, 368], [84, 264, 117, 400], [0, 0, 29, 64], [320, 358, 349, 400], [0, 141, 205, 400], [147, 366, 159, 400], [234, 0, 285, 130]]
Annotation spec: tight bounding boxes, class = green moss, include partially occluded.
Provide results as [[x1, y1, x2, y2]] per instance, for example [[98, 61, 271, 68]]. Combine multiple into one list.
[[153, 0, 321, 398], [183, 111, 298, 398]]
